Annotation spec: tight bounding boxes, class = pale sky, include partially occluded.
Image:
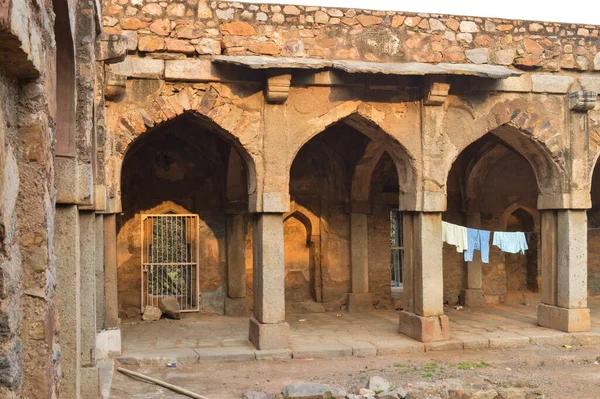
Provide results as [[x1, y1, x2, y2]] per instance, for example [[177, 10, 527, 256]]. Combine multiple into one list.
[[239, 0, 600, 25]]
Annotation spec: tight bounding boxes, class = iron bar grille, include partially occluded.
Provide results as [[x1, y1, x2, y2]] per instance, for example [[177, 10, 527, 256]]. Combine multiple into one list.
[[141, 214, 200, 312]]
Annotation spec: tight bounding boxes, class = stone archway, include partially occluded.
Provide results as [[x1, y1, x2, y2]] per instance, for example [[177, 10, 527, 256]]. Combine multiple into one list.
[[444, 130, 541, 307], [283, 211, 316, 303], [117, 112, 256, 318]]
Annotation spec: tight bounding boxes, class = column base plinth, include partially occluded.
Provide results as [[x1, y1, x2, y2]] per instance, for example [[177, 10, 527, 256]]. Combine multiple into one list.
[[537, 303, 590, 332], [249, 316, 289, 350], [347, 293, 373, 311], [460, 288, 483, 307], [398, 311, 450, 342]]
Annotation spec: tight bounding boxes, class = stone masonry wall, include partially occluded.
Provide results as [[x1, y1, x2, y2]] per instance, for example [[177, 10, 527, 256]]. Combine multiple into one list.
[[103, 1, 600, 71]]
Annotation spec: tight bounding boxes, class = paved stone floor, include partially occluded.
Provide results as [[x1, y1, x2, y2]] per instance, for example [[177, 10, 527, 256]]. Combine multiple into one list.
[[119, 298, 600, 364]]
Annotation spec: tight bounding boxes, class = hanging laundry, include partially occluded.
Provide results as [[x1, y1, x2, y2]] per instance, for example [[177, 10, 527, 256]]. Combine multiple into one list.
[[464, 228, 491, 263], [492, 231, 528, 254], [442, 221, 468, 253]]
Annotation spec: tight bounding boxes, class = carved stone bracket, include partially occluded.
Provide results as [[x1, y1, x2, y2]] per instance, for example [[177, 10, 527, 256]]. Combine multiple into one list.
[[104, 73, 127, 101], [568, 90, 597, 112], [265, 70, 291, 103], [423, 81, 450, 106]]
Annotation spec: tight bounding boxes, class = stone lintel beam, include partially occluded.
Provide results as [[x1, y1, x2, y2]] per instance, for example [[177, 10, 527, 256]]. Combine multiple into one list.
[[96, 33, 127, 64], [537, 192, 591, 210], [568, 90, 598, 112], [265, 70, 292, 103], [423, 81, 450, 106]]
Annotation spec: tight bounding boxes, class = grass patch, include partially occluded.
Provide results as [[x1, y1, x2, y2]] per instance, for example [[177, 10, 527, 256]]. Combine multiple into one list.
[[423, 362, 438, 371], [457, 361, 491, 370], [421, 372, 433, 378], [394, 363, 408, 368]]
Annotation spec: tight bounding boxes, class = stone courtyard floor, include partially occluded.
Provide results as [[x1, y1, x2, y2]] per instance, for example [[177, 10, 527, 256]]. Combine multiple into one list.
[[117, 298, 600, 365]]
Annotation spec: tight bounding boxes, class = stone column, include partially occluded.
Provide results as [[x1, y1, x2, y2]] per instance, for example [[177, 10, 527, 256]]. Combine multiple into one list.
[[95, 214, 105, 331], [103, 214, 119, 329], [249, 213, 290, 350], [226, 213, 251, 316], [538, 210, 590, 332], [399, 212, 449, 342], [79, 211, 99, 398], [55, 205, 81, 399], [348, 209, 372, 311], [461, 212, 484, 306]]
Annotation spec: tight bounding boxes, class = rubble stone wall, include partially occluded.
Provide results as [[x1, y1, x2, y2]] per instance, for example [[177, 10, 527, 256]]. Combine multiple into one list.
[[102, 1, 600, 71]]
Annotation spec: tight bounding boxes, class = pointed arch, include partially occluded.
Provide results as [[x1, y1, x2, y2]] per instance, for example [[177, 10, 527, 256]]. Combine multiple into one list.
[[287, 102, 420, 210], [118, 111, 258, 212], [284, 211, 313, 246], [502, 201, 540, 232], [446, 124, 565, 202]]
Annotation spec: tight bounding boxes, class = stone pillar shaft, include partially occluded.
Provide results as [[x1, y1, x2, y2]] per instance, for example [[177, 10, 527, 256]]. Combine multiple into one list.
[[79, 211, 97, 367], [348, 212, 373, 311], [399, 212, 449, 342], [538, 210, 590, 332], [249, 213, 289, 350], [350, 212, 369, 294], [227, 214, 247, 298], [55, 205, 81, 399], [95, 214, 105, 331], [461, 212, 483, 306], [103, 214, 119, 329]]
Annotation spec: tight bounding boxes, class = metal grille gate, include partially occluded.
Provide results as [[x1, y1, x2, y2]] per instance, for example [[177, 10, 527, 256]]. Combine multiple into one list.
[[141, 214, 200, 312]]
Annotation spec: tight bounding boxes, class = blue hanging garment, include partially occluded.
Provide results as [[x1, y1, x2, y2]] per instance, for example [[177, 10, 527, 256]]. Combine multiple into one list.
[[464, 228, 491, 263]]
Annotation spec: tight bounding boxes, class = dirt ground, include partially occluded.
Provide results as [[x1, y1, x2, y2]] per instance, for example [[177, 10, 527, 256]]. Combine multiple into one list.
[[110, 345, 600, 399]]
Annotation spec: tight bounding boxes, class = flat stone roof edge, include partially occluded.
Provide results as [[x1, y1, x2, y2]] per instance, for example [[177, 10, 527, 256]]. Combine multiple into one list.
[[212, 55, 522, 79]]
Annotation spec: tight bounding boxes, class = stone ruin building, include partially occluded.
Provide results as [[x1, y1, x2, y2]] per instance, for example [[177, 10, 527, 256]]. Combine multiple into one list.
[[1, 0, 600, 396]]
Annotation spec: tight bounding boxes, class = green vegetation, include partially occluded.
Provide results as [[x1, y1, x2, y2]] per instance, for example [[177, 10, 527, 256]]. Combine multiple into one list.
[[457, 361, 491, 370]]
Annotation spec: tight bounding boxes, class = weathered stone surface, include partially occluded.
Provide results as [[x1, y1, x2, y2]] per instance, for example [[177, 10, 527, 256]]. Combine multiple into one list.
[[196, 39, 221, 55], [109, 57, 165, 79], [368, 376, 391, 392], [356, 15, 383, 27], [212, 55, 333, 69], [165, 39, 195, 54], [491, 48, 516, 65], [138, 36, 166, 52], [249, 42, 281, 55], [216, 8, 234, 20], [149, 19, 171, 36], [465, 48, 489, 64], [121, 17, 149, 30], [142, 306, 162, 321], [460, 21, 479, 32], [0, 339, 21, 388], [120, 30, 139, 51], [594, 52, 600, 70], [220, 22, 257, 36], [531, 75, 574, 93], [315, 11, 329, 24], [158, 297, 181, 319], [522, 38, 544, 56], [283, 5, 300, 15], [197, 1, 213, 19], [282, 383, 346, 399]]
